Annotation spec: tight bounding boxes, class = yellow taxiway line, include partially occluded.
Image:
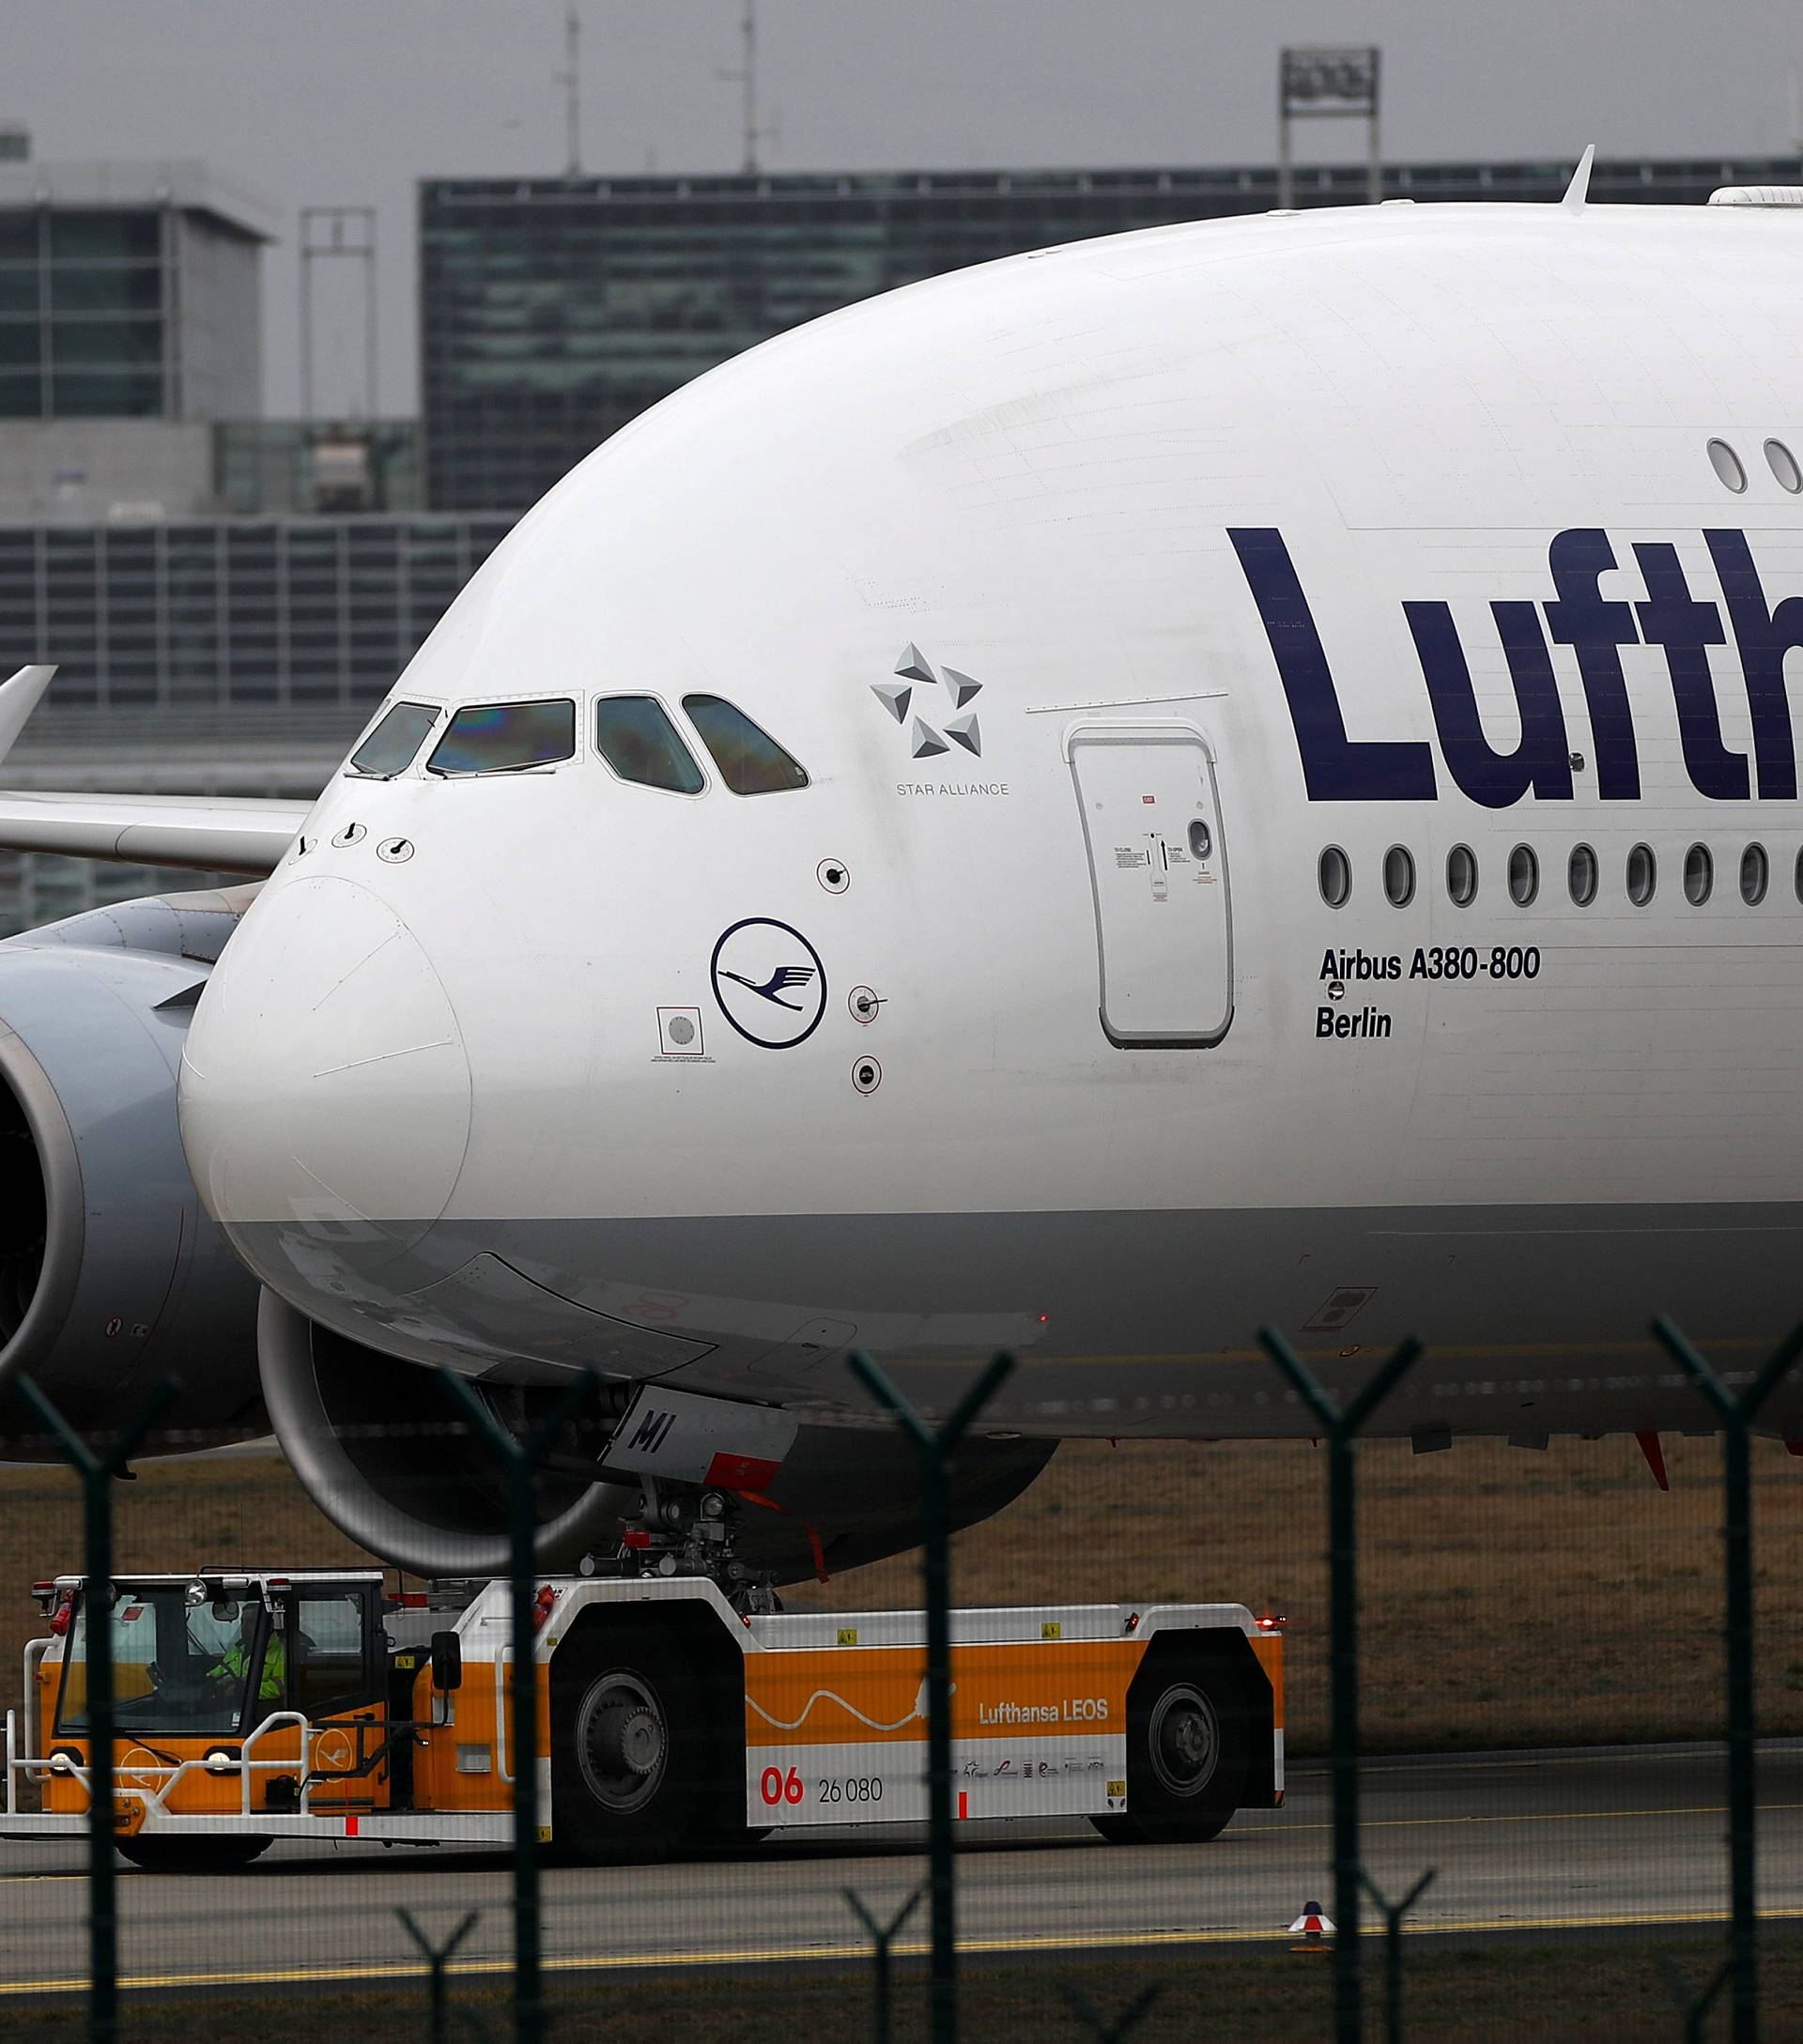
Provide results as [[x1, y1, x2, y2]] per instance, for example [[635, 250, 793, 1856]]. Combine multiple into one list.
[[3, 1907, 1802, 1998]]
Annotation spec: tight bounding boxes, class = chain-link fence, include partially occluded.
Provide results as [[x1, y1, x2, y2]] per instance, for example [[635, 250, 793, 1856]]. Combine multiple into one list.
[[1, 1322, 1800, 2042]]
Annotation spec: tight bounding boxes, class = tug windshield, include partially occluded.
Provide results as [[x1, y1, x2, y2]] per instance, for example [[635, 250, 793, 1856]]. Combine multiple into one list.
[[56, 1587, 270, 1736]]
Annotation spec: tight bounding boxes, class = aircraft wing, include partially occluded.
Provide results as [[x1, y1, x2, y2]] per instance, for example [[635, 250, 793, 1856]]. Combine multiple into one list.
[[0, 789, 309, 875], [0, 664, 311, 875]]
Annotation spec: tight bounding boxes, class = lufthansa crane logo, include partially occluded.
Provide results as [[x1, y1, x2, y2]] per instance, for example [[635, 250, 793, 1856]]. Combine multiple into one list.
[[720, 963, 817, 1009], [871, 643, 983, 760], [710, 918, 828, 1049]]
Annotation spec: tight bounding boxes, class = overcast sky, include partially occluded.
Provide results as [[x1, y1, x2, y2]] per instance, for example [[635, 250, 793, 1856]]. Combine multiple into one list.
[[11, 0, 1803, 415]]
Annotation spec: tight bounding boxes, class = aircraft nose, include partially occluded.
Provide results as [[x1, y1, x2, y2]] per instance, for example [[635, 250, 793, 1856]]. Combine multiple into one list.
[[179, 874, 471, 1270]]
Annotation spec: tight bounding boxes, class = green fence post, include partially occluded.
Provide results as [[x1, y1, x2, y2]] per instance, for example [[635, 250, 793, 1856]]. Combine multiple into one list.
[[437, 1367, 600, 2044], [12, 1375, 177, 2044], [847, 1349, 1015, 2044], [844, 1884, 923, 2044], [1057, 1982, 1163, 2039], [396, 1907, 481, 2044], [1650, 1315, 1803, 2044], [1358, 1866, 1436, 2044], [1257, 1330, 1423, 2044]]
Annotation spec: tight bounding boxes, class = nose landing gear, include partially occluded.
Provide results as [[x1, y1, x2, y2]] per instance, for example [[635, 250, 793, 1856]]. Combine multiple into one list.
[[591, 1477, 781, 1614]]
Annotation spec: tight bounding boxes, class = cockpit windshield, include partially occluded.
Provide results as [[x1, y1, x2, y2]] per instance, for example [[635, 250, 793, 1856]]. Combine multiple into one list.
[[594, 696, 706, 793], [347, 700, 439, 778], [682, 695, 809, 794], [55, 1587, 274, 1737], [426, 699, 576, 776]]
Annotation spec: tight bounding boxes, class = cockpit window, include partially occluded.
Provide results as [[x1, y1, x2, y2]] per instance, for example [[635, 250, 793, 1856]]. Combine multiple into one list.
[[426, 699, 576, 776], [682, 695, 809, 794], [347, 700, 439, 778], [594, 696, 706, 794]]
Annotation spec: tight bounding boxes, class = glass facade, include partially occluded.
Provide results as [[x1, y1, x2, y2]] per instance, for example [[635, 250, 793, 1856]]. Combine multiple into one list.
[[0, 207, 168, 418], [420, 155, 1803, 512], [214, 421, 424, 515], [0, 168, 268, 422], [0, 515, 512, 710]]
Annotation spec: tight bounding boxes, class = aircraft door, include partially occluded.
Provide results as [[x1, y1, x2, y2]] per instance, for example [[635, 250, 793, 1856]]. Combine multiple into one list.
[[1068, 725, 1232, 1048]]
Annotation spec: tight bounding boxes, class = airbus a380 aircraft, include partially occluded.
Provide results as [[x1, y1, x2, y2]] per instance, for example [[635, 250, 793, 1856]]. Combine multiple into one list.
[[2, 169, 1802, 1579]]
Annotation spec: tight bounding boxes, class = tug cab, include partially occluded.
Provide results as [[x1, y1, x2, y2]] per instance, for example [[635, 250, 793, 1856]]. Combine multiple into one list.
[[31, 1571, 397, 1867]]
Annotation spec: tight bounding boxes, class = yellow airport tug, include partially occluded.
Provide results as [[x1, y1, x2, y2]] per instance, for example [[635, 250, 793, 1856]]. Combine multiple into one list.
[[2, 1568, 1283, 1867]]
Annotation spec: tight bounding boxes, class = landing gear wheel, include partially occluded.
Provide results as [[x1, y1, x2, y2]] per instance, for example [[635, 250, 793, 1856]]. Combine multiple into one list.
[[551, 1623, 711, 1861], [1089, 1650, 1248, 1846], [117, 1836, 270, 1871]]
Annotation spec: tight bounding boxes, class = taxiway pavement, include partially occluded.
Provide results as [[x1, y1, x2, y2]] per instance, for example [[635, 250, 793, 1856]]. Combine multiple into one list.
[[0, 1742, 1795, 2001]]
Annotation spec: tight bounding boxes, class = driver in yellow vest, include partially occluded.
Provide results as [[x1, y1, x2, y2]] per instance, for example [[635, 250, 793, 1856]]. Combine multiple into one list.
[[208, 1607, 285, 1702]]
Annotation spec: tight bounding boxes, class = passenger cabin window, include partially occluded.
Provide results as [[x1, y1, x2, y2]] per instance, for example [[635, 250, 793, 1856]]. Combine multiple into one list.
[[1446, 844, 1478, 908], [348, 701, 439, 777], [1382, 845, 1414, 907], [594, 696, 705, 794], [682, 695, 809, 794], [1684, 842, 1714, 906], [426, 699, 576, 776], [1742, 843, 1769, 905]]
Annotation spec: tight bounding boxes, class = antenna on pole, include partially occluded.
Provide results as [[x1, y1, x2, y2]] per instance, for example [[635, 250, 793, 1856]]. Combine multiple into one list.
[[741, 0, 758, 174], [720, 0, 767, 175], [561, 1, 582, 177]]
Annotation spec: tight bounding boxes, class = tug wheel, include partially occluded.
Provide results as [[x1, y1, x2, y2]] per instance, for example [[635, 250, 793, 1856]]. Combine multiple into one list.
[[1089, 1644, 1249, 1846], [551, 1621, 712, 1860], [117, 1835, 271, 1871]]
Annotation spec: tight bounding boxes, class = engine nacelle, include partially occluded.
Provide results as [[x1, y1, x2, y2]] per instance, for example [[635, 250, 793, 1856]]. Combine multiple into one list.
[[0, 889, 265, 1440], [258, 1289, 1057, 1583], [258, 1290, 636, 1576]]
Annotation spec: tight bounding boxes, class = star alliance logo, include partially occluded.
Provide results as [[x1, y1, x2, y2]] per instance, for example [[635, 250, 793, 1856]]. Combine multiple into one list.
[[871, 643, 983, 759]]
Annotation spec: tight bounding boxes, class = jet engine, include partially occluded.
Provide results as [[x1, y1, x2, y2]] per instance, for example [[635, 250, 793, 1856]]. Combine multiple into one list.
[[258, 1289, 1057, 1582], [0, 888, 266, 1442]]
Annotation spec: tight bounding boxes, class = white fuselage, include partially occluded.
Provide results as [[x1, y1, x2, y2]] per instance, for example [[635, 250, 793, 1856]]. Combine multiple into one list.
[[177, 199, 1803, 1441]]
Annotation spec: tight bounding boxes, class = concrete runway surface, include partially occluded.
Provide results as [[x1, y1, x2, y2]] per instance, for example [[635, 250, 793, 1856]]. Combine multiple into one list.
[[0, 1743, 1796, 2002]]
